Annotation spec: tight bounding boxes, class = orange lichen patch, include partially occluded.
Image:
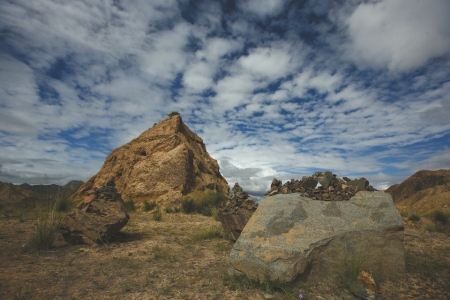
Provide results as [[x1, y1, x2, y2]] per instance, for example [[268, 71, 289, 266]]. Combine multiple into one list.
[[281, 226, 307, 244], [254, 236, 265, 243], [352, 221, 358, 226], [243, 216, 265, 232], [83, 194, 96, 204], [239, 251, 245, 257], [256, 251, 287, 262], [357, 270, 377, 293]]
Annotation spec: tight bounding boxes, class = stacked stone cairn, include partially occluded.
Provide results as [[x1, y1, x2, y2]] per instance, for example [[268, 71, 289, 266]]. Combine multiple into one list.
[[265, 170, 375, 201], [218, 183, 258, 241], [59, 177, 130, 245]]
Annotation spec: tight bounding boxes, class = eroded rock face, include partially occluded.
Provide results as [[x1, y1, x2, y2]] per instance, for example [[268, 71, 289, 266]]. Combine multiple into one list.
[[218, 183, 258, 241], [229, 192, 405, 283], [70, 115, 229, 206], [59, 178, 129, 244]]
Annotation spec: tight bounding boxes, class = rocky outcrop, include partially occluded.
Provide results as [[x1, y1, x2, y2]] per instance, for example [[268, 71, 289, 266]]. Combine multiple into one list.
[[386, 169, 450, 203], [387, 169, 450, 215], [229, 192, 405, 283], [265, 171, 375, 201], [59, 178, 129, 244], [218, 183, 258, 241], [70, 115, 229, 206]]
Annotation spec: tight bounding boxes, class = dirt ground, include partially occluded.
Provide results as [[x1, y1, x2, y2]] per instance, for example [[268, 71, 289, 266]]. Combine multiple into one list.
[[0, 211, 449, 300]]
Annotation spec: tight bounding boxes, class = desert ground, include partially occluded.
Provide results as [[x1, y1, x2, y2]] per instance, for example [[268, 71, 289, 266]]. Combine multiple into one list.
[[0, 208, 449, 300]]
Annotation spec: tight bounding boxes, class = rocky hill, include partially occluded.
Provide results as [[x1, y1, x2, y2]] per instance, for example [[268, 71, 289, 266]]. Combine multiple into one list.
[[386, 169, 450, 215], [70, 115, 229, 205], [0, 180, 84, 207]]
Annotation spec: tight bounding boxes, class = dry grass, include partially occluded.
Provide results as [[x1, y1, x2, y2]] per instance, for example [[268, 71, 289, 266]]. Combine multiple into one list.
[[0, 206, 449, 299]]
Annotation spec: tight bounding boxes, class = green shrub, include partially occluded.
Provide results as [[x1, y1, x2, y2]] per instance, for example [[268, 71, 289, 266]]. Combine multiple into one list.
[[152, 209, 162, 221], [181, 197, 196, 213], [143, 200, 157, 211], [124, 199, 135, 212], [408, 214, 421, 222], [167, 111, 180, 117], [432, 210, 448, 225], [400, 211, 409, 218]]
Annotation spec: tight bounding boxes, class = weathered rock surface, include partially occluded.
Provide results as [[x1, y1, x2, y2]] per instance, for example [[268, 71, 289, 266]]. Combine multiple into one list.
[[70, 115, 229, 205], [59, 178, 129, 244], [218, 183, 258, 241], [229, 191, 405, 283]]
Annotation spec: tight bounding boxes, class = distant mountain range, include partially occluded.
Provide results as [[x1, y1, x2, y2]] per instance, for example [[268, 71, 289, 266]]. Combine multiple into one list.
[[0, 180, 84, 208], [1, 169, 449, 216], [386, 169, 450, 215]]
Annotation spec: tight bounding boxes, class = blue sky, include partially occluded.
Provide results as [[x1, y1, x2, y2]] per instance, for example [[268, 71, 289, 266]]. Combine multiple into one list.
[[1, 0, 450, 196]]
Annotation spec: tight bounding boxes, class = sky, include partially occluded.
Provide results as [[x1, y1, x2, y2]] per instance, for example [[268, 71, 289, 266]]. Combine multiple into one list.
[[1, 0, 450, 197]]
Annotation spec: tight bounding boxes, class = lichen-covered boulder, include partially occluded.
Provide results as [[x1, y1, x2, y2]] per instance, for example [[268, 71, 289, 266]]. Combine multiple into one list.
[[229, 191, 405, 283]]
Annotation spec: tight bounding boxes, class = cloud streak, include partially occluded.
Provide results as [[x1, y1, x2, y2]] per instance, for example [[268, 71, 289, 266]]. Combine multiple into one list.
[[1, 0, 449, 196]]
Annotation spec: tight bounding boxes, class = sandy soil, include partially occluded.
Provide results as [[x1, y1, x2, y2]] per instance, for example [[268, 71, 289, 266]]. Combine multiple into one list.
[[0, 211, 449, 300]]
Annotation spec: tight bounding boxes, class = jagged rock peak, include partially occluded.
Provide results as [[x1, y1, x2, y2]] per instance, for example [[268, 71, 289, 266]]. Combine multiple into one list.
[[70, 115, 229, 205]]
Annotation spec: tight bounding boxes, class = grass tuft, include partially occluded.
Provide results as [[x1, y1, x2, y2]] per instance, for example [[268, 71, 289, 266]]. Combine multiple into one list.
[[29, 206, 60, 252], [143, 200, 157, 211], [124, 199, 135, 212], [55, 197, 74, 212], [223, 272, 292, 295], [181, 197, 196, 213], [192, 226, 226, 241], [339, 249, 364, 291], [408, 213, 421, 222], [181, 190, 227, 216], [152, 209, 162, 221]]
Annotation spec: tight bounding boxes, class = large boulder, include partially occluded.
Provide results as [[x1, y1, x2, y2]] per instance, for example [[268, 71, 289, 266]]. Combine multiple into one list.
[[218, 183, 258, 241], [69, 115, 229, 206], [229, 191, 405, 283], [59, 178, 129, 244]]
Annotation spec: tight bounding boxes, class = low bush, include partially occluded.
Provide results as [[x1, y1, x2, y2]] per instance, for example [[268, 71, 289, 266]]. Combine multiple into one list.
[[167, 111, 180, 117], [124, 199, 135, 212], [143, 200, 157, 211], [432, 210, 448, 226], [152, 209, 162, 221], [408, 214, 421, 222], [181, 197, 196, 213]]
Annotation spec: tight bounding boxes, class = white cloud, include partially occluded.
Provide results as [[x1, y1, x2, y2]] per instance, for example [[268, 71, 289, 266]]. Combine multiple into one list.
[[0, 0, 449, 194], [344, 0, 450, 72], [238, 0, 288, 18], [238, 47, 293, 80]]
